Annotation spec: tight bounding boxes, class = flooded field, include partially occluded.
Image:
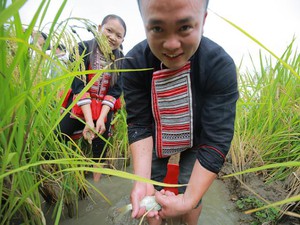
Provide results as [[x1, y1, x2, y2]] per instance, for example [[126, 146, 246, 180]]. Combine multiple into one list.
[[43, 164, 240, 225]]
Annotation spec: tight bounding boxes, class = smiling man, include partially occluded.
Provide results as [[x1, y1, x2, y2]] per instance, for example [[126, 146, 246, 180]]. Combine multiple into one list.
[[121, 0, 239, 224]]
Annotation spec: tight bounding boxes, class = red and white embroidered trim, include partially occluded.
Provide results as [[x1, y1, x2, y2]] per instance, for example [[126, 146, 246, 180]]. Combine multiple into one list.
[[152, 62, 193, 158]]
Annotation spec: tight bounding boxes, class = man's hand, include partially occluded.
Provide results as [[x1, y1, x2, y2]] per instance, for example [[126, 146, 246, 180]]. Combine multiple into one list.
[[155, 190, 190, 219], [130, 182, 158, 219]]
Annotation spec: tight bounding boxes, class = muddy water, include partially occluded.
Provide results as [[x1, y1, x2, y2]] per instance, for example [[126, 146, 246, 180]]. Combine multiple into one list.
[[44, 168, 240, 225]]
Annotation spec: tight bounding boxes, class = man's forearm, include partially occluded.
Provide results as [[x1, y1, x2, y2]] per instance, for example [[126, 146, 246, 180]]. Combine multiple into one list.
[[184, 160, 217, 209], [130, 136, 153, 179]]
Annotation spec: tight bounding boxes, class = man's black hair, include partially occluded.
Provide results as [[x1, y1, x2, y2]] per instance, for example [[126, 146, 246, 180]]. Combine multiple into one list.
[[41, 32, 48, 41], [57, 44, 66, 52], [137, 0, 209, 11]]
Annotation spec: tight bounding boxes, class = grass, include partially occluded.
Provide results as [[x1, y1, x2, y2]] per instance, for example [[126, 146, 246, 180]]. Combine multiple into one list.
[[0, 1, 176, 224], [236, 196, 280, 225], [217, 12, 300, 222]]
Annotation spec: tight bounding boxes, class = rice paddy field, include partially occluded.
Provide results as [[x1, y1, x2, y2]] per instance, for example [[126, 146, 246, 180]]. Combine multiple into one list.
[[1, 1, 299, 224]]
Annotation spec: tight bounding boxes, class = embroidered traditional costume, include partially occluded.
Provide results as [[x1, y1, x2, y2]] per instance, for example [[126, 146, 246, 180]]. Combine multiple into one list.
[[122, 37, 239, 174], [59, 38, 123, 161]]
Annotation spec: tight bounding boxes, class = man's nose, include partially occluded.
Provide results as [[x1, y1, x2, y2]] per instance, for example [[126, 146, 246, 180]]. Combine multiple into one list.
[[162, 35, 180, 50]]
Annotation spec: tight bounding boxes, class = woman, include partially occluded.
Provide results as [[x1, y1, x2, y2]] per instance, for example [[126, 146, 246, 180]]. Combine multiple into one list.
[[59, 14, 126, 182]]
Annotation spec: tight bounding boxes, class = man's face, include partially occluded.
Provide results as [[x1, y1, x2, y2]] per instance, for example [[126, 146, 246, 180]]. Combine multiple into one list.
[[31, 31, 46, 48], [140, 0, 207, 70]]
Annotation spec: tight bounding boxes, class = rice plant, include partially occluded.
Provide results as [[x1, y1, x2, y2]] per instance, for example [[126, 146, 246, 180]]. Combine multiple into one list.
[[232, 41, 299, 176], [0, 1, 176, 224], [0, 1, 93, 223], [217, 13, 300, 221], [106, 97, 131, 171]]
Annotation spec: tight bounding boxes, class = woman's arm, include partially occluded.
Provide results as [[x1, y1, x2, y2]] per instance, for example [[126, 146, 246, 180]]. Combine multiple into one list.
[[95, 104, 111, 134], [81, 103, 95, 143]]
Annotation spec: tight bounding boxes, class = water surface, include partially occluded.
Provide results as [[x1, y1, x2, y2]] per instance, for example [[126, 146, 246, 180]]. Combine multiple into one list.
[[45, 168, 240, 225]]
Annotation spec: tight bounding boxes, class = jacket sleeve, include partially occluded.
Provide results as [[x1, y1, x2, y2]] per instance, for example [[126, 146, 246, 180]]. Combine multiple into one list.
[[121, 42, 154, 144], [102, 48, 124, 110], [70, 41, 93, 106], [102, 71, 123, 110], [71, 41, 89, 95], [196, 41, 239, 174]]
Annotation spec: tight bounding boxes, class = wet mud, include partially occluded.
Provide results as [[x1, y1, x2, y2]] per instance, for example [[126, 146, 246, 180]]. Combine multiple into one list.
[[44, 166, 240, 225]]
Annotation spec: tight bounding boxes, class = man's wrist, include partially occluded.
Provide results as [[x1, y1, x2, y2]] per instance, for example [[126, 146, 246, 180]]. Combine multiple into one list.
[[183, 192, 200, 210]]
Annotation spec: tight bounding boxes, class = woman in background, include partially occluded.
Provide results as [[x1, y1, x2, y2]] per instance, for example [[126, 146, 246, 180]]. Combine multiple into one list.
[[59, 14, 126, 182]]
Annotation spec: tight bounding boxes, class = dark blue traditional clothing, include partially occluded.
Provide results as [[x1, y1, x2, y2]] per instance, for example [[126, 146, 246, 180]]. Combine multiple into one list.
[[122, 37, 239, 174]]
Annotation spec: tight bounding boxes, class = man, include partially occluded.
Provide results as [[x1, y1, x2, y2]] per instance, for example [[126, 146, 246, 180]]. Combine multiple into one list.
[[30, 30, 50, 50], [122, 0, 239, 224]]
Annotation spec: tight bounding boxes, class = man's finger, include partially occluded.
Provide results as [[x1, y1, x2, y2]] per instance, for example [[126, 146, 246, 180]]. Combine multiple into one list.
[[131, 196, 140, 218]]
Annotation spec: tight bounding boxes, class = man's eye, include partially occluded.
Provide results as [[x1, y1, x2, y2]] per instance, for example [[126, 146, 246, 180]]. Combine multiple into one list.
[[151, 26, 163, 33], [180, 25, 192, 32]]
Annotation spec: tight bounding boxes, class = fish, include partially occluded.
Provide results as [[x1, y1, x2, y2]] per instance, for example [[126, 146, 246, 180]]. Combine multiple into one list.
[[117, 196, 161, 219]]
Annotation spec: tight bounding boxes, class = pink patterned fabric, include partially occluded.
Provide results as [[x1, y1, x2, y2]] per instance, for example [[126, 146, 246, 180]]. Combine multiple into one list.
[[152, 62, 193, 158]]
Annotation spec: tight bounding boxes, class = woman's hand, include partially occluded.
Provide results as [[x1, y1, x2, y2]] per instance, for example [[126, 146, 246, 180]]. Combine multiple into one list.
[[96, 117, 106, 135], [80, 104, 95, 144], [82, 120, 95, 144], [82, 122, 95, 144], [96, 105, 111, 135]]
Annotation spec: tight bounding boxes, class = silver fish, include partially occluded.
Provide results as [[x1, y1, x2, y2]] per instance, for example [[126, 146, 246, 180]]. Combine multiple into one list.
[[117, 195, 161, 216]]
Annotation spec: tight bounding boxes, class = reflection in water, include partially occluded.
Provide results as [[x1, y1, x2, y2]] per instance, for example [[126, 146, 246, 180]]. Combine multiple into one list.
[[108, 195, 148, 225], [45, 167, 240, 225]]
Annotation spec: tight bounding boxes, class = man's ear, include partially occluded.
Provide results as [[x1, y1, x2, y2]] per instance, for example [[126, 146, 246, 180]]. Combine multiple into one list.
[[98, 25, 102, 32], [203, 12, 208, 25], [201, 12, 208, 35]]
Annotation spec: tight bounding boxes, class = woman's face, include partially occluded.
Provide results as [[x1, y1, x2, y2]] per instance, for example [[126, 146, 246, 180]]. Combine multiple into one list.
[[100, 19, 125, 50], [140, 0, 207, 69]]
